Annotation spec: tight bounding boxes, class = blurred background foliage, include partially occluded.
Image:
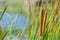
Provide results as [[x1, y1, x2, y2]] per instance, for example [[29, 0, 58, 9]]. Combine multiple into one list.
[[0, 0, 60, 40], [0, 0, 28, 14]]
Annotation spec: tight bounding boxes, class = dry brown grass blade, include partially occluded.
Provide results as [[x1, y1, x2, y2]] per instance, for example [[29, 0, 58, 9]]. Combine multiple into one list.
[[50, 0, 59, 24], [28, 0, 32, 37], [48, 0, 59, 26], [53, 18, 58, 31], [52, 0, 59, 15], [28, 0, 31, 16], [52, 11, 59, 32], [17, 31, 20, 38]]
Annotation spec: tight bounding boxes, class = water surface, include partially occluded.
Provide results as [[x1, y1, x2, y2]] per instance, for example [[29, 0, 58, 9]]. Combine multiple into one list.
[[1, 13, 27, 30]]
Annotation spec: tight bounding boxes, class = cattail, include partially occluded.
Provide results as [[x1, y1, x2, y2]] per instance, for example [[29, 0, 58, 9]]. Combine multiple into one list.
[[40, 4, 48, 36], [43, 12, 47, 35], [40, 8, 45, 36], [43, 0, 48, 36]]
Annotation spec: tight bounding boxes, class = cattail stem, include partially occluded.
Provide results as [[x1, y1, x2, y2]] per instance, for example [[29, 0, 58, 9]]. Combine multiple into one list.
[[28, 0, 32, 38]]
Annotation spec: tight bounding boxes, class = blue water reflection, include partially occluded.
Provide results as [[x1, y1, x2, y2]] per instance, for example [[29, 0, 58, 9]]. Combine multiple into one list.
[[1, 13, 27, 30]]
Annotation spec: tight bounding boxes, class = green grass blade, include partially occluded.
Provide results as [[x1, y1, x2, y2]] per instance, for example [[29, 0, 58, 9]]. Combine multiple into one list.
[[0, 5, 8, 20]]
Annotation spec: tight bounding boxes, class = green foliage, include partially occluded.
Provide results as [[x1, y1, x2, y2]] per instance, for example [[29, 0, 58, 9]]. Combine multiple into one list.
[[0, 5, 8, 20], [0, 0, 60, 40]]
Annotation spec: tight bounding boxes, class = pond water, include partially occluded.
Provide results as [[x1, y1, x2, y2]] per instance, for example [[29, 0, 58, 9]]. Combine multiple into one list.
[[0, 13, 27, 30]]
